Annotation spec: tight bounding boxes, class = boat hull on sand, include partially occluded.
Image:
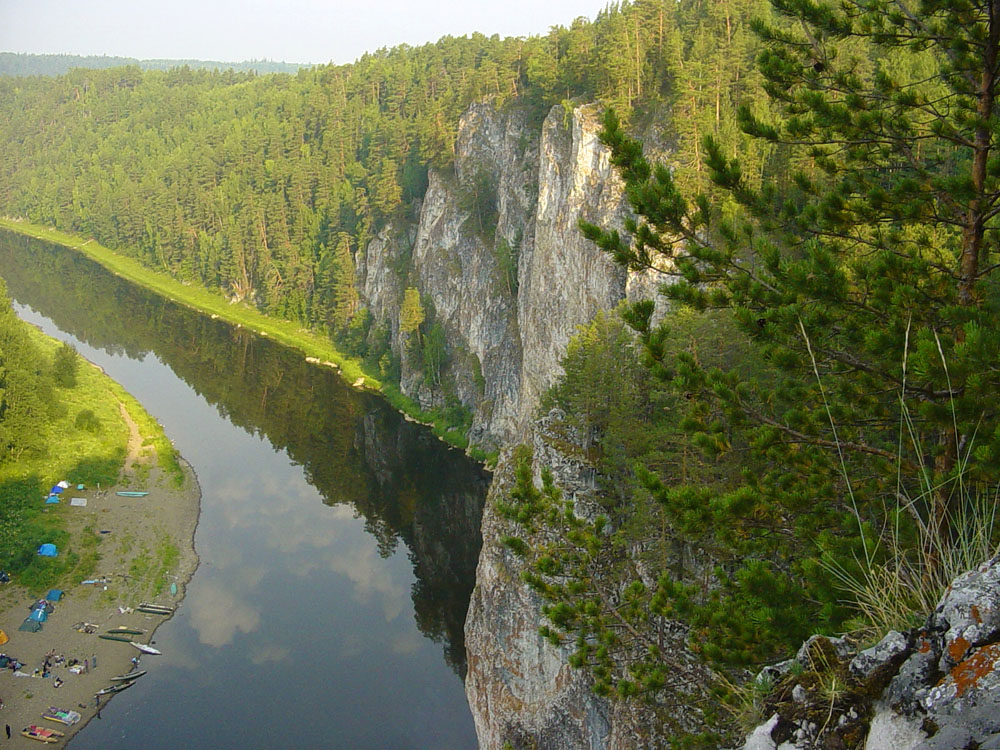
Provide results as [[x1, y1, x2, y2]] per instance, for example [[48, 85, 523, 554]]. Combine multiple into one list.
[[110, 669, 147, 682], [96, 681, 133, 696], [98, 633, 133, 643]]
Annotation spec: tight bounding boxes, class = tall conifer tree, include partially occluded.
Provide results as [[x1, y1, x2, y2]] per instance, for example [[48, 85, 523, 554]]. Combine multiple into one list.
[[580, 0, 1000, 664]]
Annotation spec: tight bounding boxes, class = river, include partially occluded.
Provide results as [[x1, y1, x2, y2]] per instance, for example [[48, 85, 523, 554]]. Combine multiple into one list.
[[0, 230, 489, 749]]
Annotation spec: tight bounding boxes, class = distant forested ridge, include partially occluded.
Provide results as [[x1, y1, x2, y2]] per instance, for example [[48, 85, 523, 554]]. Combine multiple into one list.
[[0, 0, 770, 366], [0, 52, 307, 77]]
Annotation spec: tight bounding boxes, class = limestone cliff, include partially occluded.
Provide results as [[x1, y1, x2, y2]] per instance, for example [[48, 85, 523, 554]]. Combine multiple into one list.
[[356, 100, 632, 451], [464, 414, 712, 749], [356, 98, 674, 748]]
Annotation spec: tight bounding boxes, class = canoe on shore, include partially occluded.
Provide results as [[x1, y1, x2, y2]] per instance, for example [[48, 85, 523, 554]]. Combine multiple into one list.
[[136, 603, 173, 615], [130, 642, 161, 655], [115, 491, 149, 497], [96, 681, 133, 696], [98, 633, 133, 643], [110, 669, 147, 682], [105, 626, 145, 635]]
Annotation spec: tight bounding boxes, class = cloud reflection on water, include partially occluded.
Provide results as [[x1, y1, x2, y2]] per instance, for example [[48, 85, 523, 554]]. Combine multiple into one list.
[[188, 580, 262, 647]]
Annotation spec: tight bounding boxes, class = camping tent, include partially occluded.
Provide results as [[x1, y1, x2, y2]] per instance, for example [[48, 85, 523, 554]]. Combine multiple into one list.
[[28, 608, 46, 623], [18, 618, 41, 633], [48, 485, 64, 495], [46, 589, 63, 602], [37, 544, 57, 557], [0, 629, 9, 646]]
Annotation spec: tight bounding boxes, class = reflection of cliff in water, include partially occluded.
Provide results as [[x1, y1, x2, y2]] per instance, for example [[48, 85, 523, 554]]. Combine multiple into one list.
[[0, 230, 490, 676]]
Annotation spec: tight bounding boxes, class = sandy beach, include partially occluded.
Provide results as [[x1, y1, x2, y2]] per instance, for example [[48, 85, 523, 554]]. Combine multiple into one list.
[[0, 405, 200, 746]]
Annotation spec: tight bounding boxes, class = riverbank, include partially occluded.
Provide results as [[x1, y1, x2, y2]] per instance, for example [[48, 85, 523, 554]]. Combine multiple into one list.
[[0, 406, 200, 746], [0, 219, 479, 457]]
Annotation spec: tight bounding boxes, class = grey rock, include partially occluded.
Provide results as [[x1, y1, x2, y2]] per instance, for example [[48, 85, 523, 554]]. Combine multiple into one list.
[[884, 647, 939, 712], [915, 724, 974, 750], [758, 658, 796, 684], [931, 554, 1000, 672], [795, 634, 852, 669], [850, 630, 909, 682], [741, 714, 780, 750], [865, 702, 926, 750]]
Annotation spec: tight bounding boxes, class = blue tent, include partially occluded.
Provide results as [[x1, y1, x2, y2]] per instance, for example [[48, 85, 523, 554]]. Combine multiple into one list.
[[45, 496, 60, 504], [28, 608, 46, 623], [37, 543, 57, 557], [48, 485, 64, 495], [46, 589, 63, 601]]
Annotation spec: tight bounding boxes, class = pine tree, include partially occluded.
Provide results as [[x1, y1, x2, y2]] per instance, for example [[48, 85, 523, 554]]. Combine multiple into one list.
[[580, 0, 1000, 663]]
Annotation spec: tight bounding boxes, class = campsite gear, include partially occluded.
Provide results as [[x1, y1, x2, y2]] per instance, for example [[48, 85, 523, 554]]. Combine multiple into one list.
[[37, 544, 57, 557], [41, 708, 80, 725], [46, 590, 63, 602], [22, 725, 64, 743]]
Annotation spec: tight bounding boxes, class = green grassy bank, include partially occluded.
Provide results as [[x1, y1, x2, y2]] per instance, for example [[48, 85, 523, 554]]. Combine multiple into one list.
[[0, 218, 478, 457], [0, 322, 183, 591]]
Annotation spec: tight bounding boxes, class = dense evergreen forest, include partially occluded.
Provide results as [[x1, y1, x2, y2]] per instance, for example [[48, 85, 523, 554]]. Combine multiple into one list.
[[0, 52, 306, 77], [0, 0, 771, 379]]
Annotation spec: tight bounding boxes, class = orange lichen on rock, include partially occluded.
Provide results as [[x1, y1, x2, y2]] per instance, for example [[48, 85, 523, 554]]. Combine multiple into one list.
[[970, 604, 982, 624], [948, 635, 972, 665], [948, 641, 1000, 698], [918, 637, 932, 654]]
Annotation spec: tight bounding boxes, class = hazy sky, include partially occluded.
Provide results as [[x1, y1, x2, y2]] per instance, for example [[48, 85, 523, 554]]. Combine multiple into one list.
[[0, 0, 611, 66]]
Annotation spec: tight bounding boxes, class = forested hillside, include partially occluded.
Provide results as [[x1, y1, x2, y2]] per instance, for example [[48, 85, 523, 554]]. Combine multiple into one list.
[[0, 0, 770, 393], [15, 0, 996, 744], [0, 52, 305, 77]]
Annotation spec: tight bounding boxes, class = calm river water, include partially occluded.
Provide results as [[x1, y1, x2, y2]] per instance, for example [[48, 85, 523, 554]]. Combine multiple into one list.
[[0, 231, 489, 749]]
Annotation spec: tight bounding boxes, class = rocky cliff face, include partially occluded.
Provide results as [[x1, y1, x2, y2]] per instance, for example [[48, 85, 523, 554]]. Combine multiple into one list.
[[357, 100, 632, 451], [357, 99, 674, 748]]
